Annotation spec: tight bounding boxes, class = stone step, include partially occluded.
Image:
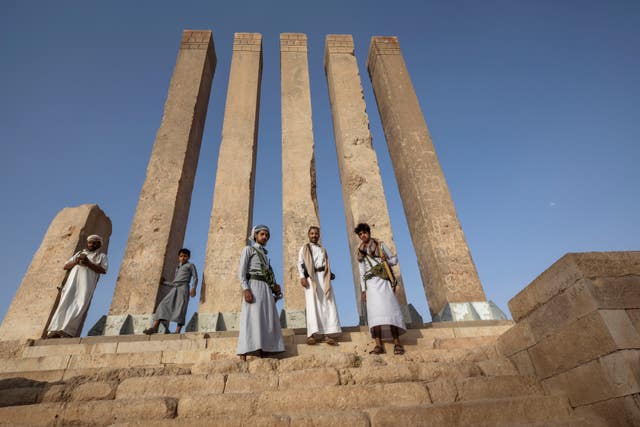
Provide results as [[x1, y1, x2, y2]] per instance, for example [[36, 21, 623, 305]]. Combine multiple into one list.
[[367, 395, 574, 426], [0, 397, 177, 427]]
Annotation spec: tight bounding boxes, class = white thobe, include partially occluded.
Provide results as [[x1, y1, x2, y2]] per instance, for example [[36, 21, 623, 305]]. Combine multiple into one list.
[[358, 242, 406, 338], [297, 243, 341, 338], [48, 250, 108, 337]]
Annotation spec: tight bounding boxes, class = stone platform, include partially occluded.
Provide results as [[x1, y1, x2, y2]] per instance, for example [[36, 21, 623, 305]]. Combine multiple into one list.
[[0, 321, 603, 426]]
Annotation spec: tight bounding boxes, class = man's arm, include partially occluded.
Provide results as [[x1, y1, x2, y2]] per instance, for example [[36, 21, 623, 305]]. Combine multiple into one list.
[[239, 247, 254, 303], [189, 264, 199, 297], [81, 254, 107, 274]]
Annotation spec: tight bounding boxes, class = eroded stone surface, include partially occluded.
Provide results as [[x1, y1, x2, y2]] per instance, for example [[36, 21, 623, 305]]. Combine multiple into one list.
[[366, 36, 487, 318], [280, 33, 321, 328], [324, 34, 409, 324], [0, 204, 111, 341], [200, 33, 263, 330], [108, 30, 216, 328]]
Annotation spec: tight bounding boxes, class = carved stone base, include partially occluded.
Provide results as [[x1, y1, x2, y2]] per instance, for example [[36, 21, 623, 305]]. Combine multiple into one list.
[[433, 301, 507, 322], [280, 309, 306, 329]]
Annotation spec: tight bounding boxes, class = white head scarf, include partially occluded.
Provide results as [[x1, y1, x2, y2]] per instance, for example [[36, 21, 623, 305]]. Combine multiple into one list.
[[249, 224, 270, 243], [87, 234, 103, 244]]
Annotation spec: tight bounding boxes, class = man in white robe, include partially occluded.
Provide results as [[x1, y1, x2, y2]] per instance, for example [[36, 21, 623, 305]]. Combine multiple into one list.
[[47, 235, 108, 338], [355, 223, 406, 355], [237, 225, 285, 360], [297, 226, 341, 345]]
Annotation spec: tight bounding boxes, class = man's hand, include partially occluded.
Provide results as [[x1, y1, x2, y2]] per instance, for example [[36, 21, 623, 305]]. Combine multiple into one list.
[[189, 288, 196, 298], [300, 278, 309, 288], [361, 291, 367, 303], [272, 284, 282, 294], [243, 289, 254, 303]]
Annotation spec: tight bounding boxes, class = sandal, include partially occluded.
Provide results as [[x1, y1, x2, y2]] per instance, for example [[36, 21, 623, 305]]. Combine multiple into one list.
[[324, 337, 338, 346], [393, 344, 405, 355], [369, 345, 385, 355], [306, 337, 316, 345]]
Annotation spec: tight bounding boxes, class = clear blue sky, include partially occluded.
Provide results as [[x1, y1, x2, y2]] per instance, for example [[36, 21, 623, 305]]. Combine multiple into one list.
[[1, 1, 638, 333]]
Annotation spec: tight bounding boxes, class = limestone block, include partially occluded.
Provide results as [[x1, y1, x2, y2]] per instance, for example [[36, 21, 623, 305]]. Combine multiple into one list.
[[476, 358, 518, 376], [281, 33, 320, 328], [289, 411, 370, 427], [0, 370, 65, 383], [40, 384, 66, 403], [0, 387, 40, 407], [0, 402, 63, 427], [201, 33, 263, 327], [628, 308, 640, 335], [496, 317, 536, 357], [67, 352, 162, 370], [528, 310, 640, 379], [367, 395, 572, 426], [178, 394, 258, 418], [367, 36, 488, 318], [161, 350, 216, 365], [0, 340, 31, 359], [190, 359, 245, 375], [116, 338, 204, 354], [348, 364, 415, 385], [22, 342, 117, 358], [433, 336, 497, 350], [110, 415, 290, 427], [225, 373, 278, 393], [116, 374, 224, 399], [456, 375, 542, 401], [452, 323, 513, 338], [256, 382, 430, 413], [108, 30, 216, 321], [541, 350, 640, 406], [509, 252, 640, 322], [414, 362, 481, 383], [61, 397, 177, 425], [0, 204, 111, 341], [324, 34, 410, 322], [574, 393, 640, 427], [277, 352, 357, 371], [509, 350, 537, 376], [278, 367, 339, 389], [426, 380, 458, 404], [70, 381, 115, 401], [0, 354, 70, 374]]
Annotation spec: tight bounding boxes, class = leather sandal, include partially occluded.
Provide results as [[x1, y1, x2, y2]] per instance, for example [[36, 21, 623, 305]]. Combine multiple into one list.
[[393, 344, 405, 355], [306, 337, 316, 345], [369, 345, 385, 354]]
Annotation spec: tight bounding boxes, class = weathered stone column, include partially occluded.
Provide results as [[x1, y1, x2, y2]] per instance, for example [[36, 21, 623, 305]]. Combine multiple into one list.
[[105, 30, 216, 335], [367, 36, 505, 321], [324, 35, 420, 327], [199, 33, 263, 331], [280, 33, 321, 328], [0, 204, 111, 341]]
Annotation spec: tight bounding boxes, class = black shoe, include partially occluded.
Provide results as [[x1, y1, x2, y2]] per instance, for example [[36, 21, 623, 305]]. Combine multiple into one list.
[[143, 328, 157, 335]]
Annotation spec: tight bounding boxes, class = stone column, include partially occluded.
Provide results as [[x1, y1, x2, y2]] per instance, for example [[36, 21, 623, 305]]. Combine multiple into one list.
[[280, 33, 321, 328], [0, 204, 111, 341], [105, 30, 216, 335], [324, 35, 419, 327], [199, 33, 263, 331], [367, 36, 505, 321]]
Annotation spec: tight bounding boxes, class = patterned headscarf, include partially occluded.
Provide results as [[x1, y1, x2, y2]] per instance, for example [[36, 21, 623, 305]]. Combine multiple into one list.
[[87, 234, 103, 244], [249, 224, 270, 243]]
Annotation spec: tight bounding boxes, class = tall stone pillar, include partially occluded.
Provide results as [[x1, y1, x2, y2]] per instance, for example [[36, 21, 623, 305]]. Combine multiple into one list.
[[280, 33, 321, 328], [0, 204, 111, 341], [199, 33, 263, 331], [366, 36, 506, 321], [105, 30, 216, 335], [324, 35, 419, 327]]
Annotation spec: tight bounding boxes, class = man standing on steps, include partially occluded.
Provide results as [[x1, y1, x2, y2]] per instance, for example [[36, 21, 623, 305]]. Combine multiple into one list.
[[298, 226, 342, 345], [237, 225, 285, 360], [355, 223, 406, 355], [47, 235, 108, 338]]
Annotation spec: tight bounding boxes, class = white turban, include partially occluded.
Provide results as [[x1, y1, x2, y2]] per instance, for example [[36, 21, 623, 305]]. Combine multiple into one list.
[[87, 234, 103, 244], [249, 224, 270, 242]]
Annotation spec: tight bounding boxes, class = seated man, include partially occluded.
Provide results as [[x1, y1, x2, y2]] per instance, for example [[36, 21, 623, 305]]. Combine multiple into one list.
[[47, 235, 108, 338], [298, 226, 341, 345]]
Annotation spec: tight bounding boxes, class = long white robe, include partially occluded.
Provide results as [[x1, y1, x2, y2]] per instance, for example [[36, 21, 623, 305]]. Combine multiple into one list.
[[358, 242, 406, 338], [237, 243, 285, 355], [297, 243, 342, 338], [48, 250, 108, 337]]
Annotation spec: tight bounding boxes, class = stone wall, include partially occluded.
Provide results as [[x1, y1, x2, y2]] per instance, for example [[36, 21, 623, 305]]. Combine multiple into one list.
[[498, 251, 640, 426]]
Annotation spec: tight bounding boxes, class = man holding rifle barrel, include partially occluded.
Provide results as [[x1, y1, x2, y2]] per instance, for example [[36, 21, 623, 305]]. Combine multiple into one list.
[[355, 223, 406, 355]]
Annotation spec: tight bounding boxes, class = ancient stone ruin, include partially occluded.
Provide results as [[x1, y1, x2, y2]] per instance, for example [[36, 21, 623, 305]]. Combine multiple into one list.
[[0, 30, 637, 426]]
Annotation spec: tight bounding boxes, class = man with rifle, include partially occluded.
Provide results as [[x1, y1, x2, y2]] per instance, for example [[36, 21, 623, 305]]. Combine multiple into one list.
[[354, 223, 406, 355]]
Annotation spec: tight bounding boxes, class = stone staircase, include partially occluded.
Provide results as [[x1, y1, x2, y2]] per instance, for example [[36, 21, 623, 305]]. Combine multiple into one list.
[[0, 322, 604, 426]]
